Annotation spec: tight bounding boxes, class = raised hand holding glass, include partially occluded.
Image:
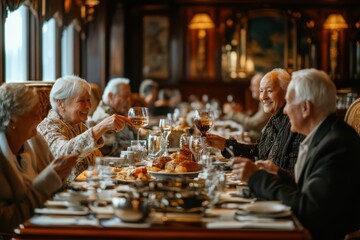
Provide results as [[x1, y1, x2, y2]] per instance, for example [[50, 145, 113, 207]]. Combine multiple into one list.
[[128, 107, 149, 140]]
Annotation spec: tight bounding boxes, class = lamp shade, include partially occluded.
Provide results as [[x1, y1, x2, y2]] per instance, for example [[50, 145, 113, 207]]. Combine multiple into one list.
[[323, 14, 348, 30], [188, 13, 215, 29]]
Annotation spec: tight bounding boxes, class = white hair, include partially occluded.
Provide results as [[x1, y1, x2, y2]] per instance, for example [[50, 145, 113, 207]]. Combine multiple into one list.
[[0, 83, 39, 131], [50, 75, 91, 112], [289, 68, 336, 115], [102, 78, 130, 104], [262, 68, 291, 91]]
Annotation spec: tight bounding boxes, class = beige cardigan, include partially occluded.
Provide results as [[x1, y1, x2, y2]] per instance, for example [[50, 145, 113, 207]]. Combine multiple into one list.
[[0, 132, 62, 233]]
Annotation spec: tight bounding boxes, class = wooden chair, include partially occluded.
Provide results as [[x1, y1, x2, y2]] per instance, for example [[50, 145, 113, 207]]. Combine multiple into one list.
[[7, 81, 54, 120], [344, 98, 360, 135]]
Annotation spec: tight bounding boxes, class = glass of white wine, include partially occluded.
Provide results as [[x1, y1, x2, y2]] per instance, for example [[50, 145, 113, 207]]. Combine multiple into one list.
[[128, 107, 149, 140], [159, 118, 172, 156]]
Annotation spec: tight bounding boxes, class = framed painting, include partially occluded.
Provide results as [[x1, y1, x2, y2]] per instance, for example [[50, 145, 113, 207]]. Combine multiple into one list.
[[142, 15, 169, 79], [247, 10, 286, 73], [220, 9, 312, 81]]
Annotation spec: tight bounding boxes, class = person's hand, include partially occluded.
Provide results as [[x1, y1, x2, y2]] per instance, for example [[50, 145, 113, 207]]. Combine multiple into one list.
[[232, 157, 261, 183], [255, 160, 278, 174], [50, 155, 78, 181], [102, 114, 132, 132], [205, 133, 226, 150], [92, 114, 132, 141]]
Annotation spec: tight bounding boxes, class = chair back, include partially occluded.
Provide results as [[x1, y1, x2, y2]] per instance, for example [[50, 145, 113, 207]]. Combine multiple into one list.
[[344, 98, 360, 135], [12, 81, 53, 120]]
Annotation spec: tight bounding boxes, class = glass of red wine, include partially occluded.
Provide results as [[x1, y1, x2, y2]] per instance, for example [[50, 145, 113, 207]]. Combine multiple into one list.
[[193, 110, 214, 137]]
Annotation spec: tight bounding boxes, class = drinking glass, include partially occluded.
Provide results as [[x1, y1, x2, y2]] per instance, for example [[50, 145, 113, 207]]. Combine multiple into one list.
[[130, 140, 147, 164], [159, 118, 172, 155], [193, 110, 214, 137], [128, 107, 149, 140], [189, 135, 204, 162], [148, 131, 165, 159], [86, 157, 108, 198]]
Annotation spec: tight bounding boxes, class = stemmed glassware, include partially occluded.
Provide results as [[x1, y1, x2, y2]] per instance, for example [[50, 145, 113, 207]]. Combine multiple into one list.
[[128, 107, 149, 141], [193, 110, 214, 137], [189, 134, 204, 163], [159, 118, 172, 156]]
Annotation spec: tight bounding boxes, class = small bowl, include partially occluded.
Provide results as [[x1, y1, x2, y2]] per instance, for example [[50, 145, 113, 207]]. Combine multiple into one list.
[[112, 197, 150, 223]]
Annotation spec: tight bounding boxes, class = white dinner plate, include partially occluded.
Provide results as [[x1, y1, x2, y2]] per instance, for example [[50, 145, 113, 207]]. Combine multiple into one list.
[[242, 201, 290, 214], [149, 171, 200, 180]]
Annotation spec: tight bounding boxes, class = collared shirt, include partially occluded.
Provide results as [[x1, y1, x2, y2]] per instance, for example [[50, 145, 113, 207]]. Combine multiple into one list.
[[294, 120, 324, 182]]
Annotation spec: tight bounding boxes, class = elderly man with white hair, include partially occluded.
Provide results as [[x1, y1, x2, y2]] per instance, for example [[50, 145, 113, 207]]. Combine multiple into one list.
[[232, 69, 360, 240], [91, 77, 136, 156]]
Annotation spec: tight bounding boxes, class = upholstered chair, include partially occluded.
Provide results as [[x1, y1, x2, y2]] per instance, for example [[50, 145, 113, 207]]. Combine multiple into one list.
[[344, 98, 360, 136]]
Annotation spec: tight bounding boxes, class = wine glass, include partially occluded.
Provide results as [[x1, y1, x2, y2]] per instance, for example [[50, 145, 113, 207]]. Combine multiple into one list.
[[193, 110, 214, 137], [159, 118, 172, 156], [189, 134, 204, 163], [128, 107, 149, 140]]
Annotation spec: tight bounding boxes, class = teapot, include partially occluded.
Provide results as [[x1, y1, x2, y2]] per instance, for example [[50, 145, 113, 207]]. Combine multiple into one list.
[[112, 193, 150, 223]]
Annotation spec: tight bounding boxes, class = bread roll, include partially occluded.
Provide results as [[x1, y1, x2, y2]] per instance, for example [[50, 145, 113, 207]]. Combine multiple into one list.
[[180, 145, 192, 158], [152, 156, 172, 169], [177, 160, 201, 172]]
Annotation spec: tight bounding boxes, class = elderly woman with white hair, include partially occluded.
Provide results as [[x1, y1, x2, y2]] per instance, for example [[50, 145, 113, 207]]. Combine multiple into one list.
[[0, 83, 77, 233], [37, 75, 131, 182], [206, 68, 305, 174]]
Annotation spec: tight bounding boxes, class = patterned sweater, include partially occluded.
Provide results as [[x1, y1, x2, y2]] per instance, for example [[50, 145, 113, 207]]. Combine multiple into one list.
[[37, 109, 103, 183], [222, 106, 305, 174]]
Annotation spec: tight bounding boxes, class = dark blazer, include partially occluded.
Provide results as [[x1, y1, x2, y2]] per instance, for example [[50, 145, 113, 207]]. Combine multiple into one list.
[[248, 114, 360, 240]]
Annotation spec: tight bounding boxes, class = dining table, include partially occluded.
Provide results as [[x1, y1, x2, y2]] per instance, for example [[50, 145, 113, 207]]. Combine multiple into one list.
[[14, 216, 310, 240], [14, 144, 310, 240], [13, 180, 311, 240]]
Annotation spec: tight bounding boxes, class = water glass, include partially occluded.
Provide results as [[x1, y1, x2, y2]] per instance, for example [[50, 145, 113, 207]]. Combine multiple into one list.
[[129, 140, 147, 163], [205, 169, 226, 206], [189, 135, 204, 162], [147, 131, 165, 159], [120, 150, 135, 166]]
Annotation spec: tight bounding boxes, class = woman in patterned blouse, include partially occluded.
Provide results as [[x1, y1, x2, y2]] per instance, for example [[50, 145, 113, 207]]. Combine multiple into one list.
[[206, 69, 304, 175], [38, 75, 131, 183]]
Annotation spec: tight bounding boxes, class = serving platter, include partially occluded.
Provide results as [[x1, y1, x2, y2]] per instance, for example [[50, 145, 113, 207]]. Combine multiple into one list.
[[149, 171, 200, 180]]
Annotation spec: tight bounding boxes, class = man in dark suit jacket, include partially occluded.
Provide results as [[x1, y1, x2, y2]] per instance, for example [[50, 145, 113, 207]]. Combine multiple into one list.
[[232, 69, 360, 240]]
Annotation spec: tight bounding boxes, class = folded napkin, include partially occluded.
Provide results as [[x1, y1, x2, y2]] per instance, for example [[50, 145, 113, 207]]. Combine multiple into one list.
[[30, 216, 99, 226], [207, 219, 295, 230], [101, 218, 151, 228], [205, 208, 237, 217]]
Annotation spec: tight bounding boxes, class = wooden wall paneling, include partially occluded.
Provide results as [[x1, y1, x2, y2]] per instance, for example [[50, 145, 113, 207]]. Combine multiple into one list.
[[348, 9, 360, 81], [109, 1, 124, 78], [29, 9, 41, 80], [169, 2, 183, 85], [185, 6, 216, 82], [85, 2, 108, 90], [124, 4, 173, 92], [124, 4, 142, 91]]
